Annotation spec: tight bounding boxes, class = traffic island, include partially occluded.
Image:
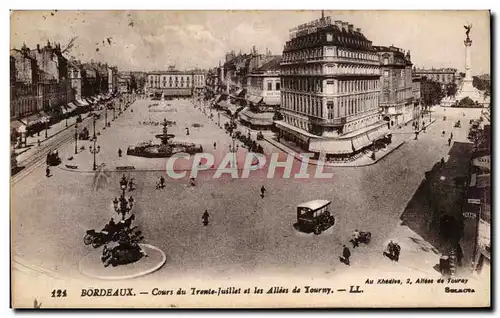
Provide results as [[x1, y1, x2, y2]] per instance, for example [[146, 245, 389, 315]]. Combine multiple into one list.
[[78, 243, 166, 280]]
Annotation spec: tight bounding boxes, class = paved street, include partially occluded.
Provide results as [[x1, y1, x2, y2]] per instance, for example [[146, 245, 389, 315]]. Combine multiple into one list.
[[11, 99, 482, 283]]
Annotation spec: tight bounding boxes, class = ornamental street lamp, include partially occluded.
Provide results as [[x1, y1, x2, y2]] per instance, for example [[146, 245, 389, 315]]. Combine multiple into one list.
[[119, 174, 128, 197], [113, 195, 134, 220], [41, 117, 49, 139], [74, 122, 79, 154], [90, 115, 100, 170], [104, 105, 108, 127]]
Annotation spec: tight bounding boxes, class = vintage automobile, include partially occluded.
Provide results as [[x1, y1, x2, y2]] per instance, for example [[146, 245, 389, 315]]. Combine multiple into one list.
[[46, 150, 62, 166], [294, 200, 335, 235]]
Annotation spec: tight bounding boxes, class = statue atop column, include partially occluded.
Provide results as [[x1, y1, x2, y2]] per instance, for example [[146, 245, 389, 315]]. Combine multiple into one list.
[[464, 24, 472, 41]]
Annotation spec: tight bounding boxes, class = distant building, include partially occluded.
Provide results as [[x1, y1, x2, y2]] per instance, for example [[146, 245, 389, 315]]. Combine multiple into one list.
[[108, 66, 118, 94], [10, 45, 39, 119], [413, 68, 458, 88], [278, 16, 387, 158], [241, 55, 281, 129], [412, 76, 422, 120], [192, 70, 206, 99], [374, 45, 414, 127], [146, 67, 193, 98]]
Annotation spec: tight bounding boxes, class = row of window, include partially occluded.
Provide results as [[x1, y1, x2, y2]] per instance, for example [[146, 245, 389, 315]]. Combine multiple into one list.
[[284, 115, 309, 132], [282, 93, 323, 118], [149, 82, 191, 88], [283, 46, 379, 64], [381, 88, 413, 103], [282, 91, 379, 120], [338, 80, 379, 93], [327, 95, 378, 119], [281, 63, 379, 76]]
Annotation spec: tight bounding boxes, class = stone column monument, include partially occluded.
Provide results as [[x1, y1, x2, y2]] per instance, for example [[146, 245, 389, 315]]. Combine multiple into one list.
[[454, 24, 484, 103]]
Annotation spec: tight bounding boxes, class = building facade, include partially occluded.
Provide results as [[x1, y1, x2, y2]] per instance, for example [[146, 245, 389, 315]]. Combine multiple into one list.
[[413, 68, 458, 88], [412, 76, 422, 121], [10, 45, 39, 119], [240, 55, 281, 129], [375, 45, 414, 127], [278, 17, 387, 158], [146, 67, 193, 98]]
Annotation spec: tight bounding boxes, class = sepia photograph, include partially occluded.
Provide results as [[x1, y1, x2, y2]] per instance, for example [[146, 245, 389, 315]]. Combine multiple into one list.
[[9, 8, 491, 308]]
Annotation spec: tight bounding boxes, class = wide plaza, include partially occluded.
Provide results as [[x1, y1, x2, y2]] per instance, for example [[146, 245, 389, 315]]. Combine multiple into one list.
[[11, 97, 482, 284]]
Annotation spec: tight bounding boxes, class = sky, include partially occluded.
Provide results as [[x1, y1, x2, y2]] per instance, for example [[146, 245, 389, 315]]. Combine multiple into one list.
[[10, 10, 491, 75]]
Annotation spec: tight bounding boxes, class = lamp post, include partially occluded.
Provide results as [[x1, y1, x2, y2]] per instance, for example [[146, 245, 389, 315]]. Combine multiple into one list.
[[119, 174, 128, 197], [218, 112, 221, 127], [90, 115, 100, 170], [104, 105, 108, 127], [113, 106, 116, 120], [74, 122, 78, 154], [113, 194, 134, 220], [42, 117, 49, 139]]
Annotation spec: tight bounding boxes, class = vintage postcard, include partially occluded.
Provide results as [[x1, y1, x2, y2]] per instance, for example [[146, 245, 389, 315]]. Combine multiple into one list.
[[10, 10, 491, 308]]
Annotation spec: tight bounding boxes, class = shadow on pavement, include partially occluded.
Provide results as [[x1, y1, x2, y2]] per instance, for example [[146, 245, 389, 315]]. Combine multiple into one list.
[[400, 141, 473, 256]]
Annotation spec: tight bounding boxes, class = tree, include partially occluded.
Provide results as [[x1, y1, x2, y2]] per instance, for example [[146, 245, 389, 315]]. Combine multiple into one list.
[[130, 75, 137, 92], [446, 83, 458, 97]]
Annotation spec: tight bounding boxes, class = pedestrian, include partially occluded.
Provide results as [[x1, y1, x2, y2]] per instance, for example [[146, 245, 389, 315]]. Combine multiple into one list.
[[440, 157, 445, 167], [202, 210, 210, 226], [37, 139, 41, 147], [342, 245, 351, 266], [448, 138, 452, 146], [160, 176, 165, 189], [450, 132, 453, 139], [45, 166, 51, 178], [394, 243, 401, 262], [213, 142, 216, 149], [260, 185, 266, 198], [118, 148, 122, 157]]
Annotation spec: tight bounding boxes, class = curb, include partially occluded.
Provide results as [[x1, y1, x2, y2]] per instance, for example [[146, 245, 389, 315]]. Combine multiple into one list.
[[263, 137, 406, 168], [78, 244, 167, 281]]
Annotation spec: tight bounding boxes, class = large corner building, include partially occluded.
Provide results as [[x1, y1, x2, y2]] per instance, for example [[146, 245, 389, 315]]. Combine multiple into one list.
[[277, 17, 388, 158]]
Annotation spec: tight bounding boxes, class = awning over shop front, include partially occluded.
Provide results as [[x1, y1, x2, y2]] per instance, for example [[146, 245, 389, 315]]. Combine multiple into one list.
[[163, 89, 192, 96], [67, 103, 77, 112], [75, 99, 89, 107], [11, 120, 25, 131], [352, 134, 372, 151], [275, 120, 317, 144], [309, 138, 353, 154], [233, 89, 245, 97], [19, 113, 43, 127], [247, 95, 263, 104], [239, 108, 274, 126], [217, 100, 230, 110], [367, 124, 390, 141]]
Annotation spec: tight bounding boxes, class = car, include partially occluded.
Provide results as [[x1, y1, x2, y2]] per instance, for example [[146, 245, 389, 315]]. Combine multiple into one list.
[[294, 200, 335, 235]]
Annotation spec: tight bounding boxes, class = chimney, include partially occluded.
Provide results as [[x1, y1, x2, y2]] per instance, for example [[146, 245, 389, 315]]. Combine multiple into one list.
[[341, 22, 349, 32], [356, 27, 361, 33], [348, 24, 354, 32], [334, 20, 342, 28]]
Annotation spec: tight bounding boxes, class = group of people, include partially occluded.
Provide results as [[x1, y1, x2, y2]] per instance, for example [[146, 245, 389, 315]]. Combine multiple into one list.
[[384, 241, 402, 262]]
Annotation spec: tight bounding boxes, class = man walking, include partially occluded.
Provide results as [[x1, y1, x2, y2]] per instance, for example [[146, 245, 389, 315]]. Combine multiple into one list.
[[260, 185, 267, 198], [342, 245, 351, 266], [118, 148, 122, 157], [45, 165, 51, 178]]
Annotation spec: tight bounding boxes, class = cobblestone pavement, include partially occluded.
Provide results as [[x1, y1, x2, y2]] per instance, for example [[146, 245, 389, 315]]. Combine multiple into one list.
[[11, 99, 483, 282]]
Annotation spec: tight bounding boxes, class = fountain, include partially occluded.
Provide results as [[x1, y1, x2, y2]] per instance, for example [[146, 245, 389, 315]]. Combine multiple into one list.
[[127, 118, 203, 158]]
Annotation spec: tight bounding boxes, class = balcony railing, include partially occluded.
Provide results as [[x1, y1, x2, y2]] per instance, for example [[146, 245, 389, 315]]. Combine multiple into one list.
[[309, 117, 345, 126]]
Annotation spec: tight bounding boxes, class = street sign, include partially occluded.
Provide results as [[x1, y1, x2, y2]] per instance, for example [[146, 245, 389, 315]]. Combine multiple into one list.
[[463, 212, 477, 219], [468, 198, 481, 205]]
